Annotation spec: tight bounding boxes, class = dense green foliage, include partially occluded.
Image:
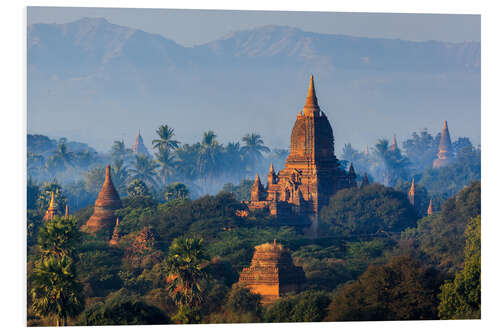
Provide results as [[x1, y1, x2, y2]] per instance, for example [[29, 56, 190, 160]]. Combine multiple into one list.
[[438, 215, 481, 319], [402, 181, 481, 273], [320, 184, 418, 236], [325, 255, 443, 321], [78, 291, 170, 325], [27, 125, 481, 325]]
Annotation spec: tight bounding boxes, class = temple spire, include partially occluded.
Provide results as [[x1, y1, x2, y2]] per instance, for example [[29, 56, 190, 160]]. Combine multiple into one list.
[[427, 199, 433, 215], [65, 204, 69, 218], [251, 174, 265, 201], [43, 192, 58, 221], [390, 134, 398, 151], [303, 75, 320, 116], [267, 163, 276, 186], [48, 192, 55, 210], [408, 178, 415, 206]]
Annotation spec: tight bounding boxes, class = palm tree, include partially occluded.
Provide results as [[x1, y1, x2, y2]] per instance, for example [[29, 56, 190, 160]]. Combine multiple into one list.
[[223, 142, 243, 180], [241, 133, 270, 170], [197, 131, 222, 185], [152, 124, 180, 153], [111, 159, 129, 195], [111, 140, 132, 162], [37, 216, 81, 260], [31, 255, 85, 326], [165, 237, 209, 309], [129, 154, 160, 189], [154, 146, 177, 187], [375, 139, 410, 186]]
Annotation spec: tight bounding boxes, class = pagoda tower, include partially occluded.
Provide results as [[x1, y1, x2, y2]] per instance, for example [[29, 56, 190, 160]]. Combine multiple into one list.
[[389, 134, 398, 151], [347, 163, 357, 187], [64, 204, 69, 218], [43, 192, 58, 221], [433, 120, 454, 168], [83, 165, 122, 233], [238, 240, 306, 304], [132, 130, 151, 157], [408, 178, 415, 206], [250, 174, 265, 202], [427, 199, 433, 216]]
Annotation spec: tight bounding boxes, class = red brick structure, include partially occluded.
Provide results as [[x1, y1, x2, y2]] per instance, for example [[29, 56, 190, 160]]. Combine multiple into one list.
[[238, 240, 306, 304], [244, 76, 356, 226], [408, 178, 415, 206], [83, 165, 122, 233]]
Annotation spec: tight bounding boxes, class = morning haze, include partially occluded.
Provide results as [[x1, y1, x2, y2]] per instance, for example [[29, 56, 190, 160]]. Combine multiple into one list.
[[27, 8, 480, 152]]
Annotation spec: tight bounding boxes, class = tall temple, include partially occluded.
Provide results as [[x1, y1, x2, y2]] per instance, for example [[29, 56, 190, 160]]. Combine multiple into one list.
[[244, 75, 355, 223], [433, 120, 454, 169], [238, 240, 306, 304], [83, 165, 122, 233], [132, 130, 151, 157]]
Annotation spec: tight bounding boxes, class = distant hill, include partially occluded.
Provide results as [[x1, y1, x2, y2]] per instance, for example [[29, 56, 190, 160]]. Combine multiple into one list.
[[28, 134, 97, 156], [27, 18, 481, 152]]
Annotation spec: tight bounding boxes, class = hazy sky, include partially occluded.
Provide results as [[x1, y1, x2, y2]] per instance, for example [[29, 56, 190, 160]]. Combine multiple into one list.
[[28, 7, 480, 46]]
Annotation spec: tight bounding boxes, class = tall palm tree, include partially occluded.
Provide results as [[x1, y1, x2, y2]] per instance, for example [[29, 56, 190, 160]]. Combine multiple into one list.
[[129, 154, 160, 189], [37, 216, 81, 260], [155, 146, 177, 186], [241, 133, 270, 169], [165, 237, 208, 309], [152, 124, 180, 153], [31, 255, 85, 326], [197, 131, 222, 183], [111, 159, 129, 195]]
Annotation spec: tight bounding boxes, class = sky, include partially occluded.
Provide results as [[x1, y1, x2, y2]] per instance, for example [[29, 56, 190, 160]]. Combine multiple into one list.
[[28, 7, 480, 47]]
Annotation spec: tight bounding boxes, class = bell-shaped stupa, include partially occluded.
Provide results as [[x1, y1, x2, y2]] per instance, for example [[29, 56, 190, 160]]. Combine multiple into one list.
[[83, 165, 122, 233]]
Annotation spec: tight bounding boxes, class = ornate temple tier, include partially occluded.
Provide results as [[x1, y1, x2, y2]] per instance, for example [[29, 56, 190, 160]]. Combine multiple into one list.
[[245, 75, 356, 225], [238, 240, 306, 304]]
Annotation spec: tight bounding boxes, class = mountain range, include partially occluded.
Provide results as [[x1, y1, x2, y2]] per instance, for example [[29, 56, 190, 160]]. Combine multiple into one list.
[[28, 17, 481, 152]]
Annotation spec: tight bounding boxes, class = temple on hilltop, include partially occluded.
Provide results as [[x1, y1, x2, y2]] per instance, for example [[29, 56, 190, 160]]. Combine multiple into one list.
[[83, 165, 122, 233], [238, 240, 306, 304], [132, 130, 151, 157], [244, 75, 356, 225], [433, 120, 454, 169]]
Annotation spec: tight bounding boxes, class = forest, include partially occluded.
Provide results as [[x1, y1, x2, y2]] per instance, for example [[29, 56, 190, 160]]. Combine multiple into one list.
[[26, 124, 481, 325]]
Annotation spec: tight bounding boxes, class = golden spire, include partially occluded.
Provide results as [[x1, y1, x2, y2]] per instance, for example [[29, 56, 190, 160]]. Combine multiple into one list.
[[48, 192, 55, 210], [116, 216, 120, 226], [269, 162, 275, 174], [427, 199, 433, 215], [303, 75, 320, 116]]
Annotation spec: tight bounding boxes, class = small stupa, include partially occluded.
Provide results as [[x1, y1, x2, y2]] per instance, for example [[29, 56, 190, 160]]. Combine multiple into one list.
[[109, 217, 121, 246], [43, 192, 58, 221], [427, 199, 433, 216], [83, 165, 122, 233], [238, 240, 306, 304], [132, 130, 151, 157], [408, 178, 415, 206], [433, 120, 454, 168]]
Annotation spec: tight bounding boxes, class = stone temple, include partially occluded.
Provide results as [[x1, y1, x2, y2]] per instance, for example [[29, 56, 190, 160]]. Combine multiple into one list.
[[238, 240, 306, 304], [244, 75, 356, 225], [83, 165, 122, 233]]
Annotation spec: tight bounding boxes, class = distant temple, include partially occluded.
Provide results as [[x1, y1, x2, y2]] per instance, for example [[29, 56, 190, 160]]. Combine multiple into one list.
[[238, 240, 306, 304], [83, 165, 122, 233], [427, 199, 433, 216], [43, 192, 58, 221], [109, 217, 121, 246], [408, 178, 415, 206], [389, 134, 398, 151], [132, 130, 151, 157], [433, 120, 454, 169], [244, 76, 356, 225]]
